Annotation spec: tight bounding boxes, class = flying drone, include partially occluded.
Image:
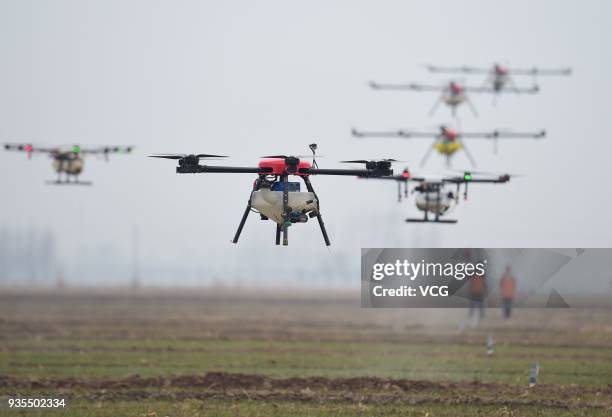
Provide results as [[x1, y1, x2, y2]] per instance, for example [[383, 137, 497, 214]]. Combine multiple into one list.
[[150, 144, 395, 246], [369, 80, 538, 117], [426, 63, 571, 94], [352, 125, 545, 167], [366, 168, 511, 223], [3, 143, 134, 185]]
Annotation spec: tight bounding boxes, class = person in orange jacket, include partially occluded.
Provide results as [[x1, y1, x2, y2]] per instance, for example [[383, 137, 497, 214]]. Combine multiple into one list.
[[499, 266, 516, 319]]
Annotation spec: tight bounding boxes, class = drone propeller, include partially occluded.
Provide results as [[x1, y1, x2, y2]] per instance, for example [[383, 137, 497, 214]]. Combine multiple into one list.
[[340, 158, 404, 164], [340, 158, 402, 174], [150, 153, 228, 160], [150, 153, 228, 168]]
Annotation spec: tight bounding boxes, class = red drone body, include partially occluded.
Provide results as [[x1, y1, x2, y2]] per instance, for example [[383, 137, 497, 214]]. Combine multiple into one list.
[[258, 158, 312, 176]]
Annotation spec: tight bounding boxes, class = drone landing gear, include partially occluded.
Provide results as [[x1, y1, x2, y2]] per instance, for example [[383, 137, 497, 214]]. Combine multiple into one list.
[[406, 218, 458, 224], [46, 173, 92, 186], [232, 175, 265, 244], [302, 176, 331, 247], [232, 201, 252, 244], [406, 209, 457, 224], [45, 179, 92, 186], [281, 174, 289, 246]]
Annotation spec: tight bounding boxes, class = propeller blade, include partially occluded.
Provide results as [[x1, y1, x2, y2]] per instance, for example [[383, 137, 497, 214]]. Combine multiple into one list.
[[341, 158, 404, 164], [341, 159, 369, 164], [150, 153, 227, 160], [149, 154, 185, 159], [196, 154, 228, 158]]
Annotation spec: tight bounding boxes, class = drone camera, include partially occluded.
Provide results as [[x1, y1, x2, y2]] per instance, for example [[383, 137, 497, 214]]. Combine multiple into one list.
[[290, 213, 309, 223]]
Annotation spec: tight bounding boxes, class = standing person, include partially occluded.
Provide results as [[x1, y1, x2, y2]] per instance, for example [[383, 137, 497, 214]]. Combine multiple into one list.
[[468, 271, 487, 327], [500, 266, 516, 320]]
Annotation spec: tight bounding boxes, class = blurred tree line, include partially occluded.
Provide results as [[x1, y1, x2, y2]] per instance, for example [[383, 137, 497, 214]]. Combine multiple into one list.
[[0, 225, 57, 285]]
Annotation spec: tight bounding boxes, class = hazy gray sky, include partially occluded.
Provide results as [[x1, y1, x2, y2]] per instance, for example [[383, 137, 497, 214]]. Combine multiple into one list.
[[1, 0, 611, 285]]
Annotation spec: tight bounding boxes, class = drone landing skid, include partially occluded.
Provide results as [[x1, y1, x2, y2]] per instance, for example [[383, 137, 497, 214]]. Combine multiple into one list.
[[45, 180, 93, 186], [405, 218, 458, 224]]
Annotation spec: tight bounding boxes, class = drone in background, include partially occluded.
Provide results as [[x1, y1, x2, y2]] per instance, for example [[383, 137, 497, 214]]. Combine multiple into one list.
[[3, 143, 134, 185], [150, 144, 395, 246], [369, 80, 538, 117], [366, 168, 511, 223], [426, 63, 571, 95], [352, 125, 546, 167]]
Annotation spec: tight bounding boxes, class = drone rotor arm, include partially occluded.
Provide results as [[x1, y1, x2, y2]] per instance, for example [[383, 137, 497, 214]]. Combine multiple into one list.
[[427, 65, 490, 74], [301, 168, 390, 177], [180, 165, 270, 174], [491, 130, 547, 139], [462, 86, 496, 93], [3, 143, 59, 154], [507, 67, 572, 76], [442, 174, 511, 184], [81, 146, 136, 155], [353, 129, 436, 139], [456, 132, 497, 139], [371, 82, 443, 92]]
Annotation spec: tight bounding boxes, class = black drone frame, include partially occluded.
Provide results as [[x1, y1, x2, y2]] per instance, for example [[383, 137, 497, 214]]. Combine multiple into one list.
[[152, 150, 394, 246]]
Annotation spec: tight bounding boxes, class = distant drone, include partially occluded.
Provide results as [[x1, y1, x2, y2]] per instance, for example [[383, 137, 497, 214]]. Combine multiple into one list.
[[352, 125, 545, 167], [150, 144, 395, 246], [3, 143, 134, 185], [369, 80, 538, 117], [426, 63, 571, 94], [368, 169, 511, 223]]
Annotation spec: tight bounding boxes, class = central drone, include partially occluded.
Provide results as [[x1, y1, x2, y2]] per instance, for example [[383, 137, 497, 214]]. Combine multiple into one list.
[[151, 144, 394, 246]]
